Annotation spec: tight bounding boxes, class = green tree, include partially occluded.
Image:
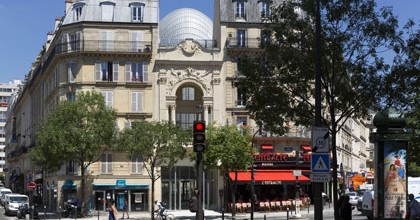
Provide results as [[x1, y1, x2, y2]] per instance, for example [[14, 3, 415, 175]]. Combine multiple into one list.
[[30, 91, 117, 212], [384, 20, 420, 176], [203, 123, 253, 218], [115, 121, 189, 220], [236, 0, 400, 218]]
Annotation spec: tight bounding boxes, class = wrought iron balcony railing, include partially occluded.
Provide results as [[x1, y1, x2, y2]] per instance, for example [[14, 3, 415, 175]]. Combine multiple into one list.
[[226, 37, 270, 49], [159, 39, 217, 49], [55, 40, 153, 54]]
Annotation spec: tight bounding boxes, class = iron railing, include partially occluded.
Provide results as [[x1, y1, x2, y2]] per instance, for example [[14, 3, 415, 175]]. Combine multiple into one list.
[[226, 37, 270, 49], [159, 39, 217, 49], [55, 40, 153, 54]]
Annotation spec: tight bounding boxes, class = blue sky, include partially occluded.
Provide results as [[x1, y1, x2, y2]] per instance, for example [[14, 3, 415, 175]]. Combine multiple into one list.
[[0, 0, 418, 83]]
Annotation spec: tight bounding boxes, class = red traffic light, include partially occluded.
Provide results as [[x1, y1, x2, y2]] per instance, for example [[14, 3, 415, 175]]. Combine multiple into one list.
[[194, 122, 205, 132]]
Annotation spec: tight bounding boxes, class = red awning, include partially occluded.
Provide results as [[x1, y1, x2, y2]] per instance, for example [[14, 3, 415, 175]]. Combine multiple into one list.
[[302, 145, 311, 151], [229, 170, 310, 182]]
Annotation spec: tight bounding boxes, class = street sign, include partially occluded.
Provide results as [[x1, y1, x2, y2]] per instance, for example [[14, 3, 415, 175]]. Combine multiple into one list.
[[310, 173, 331, 182], [311, 127, 329, 153], [28, 181, 36, 191], [293, 170, 302, 177], [311, 153, 330, 172]]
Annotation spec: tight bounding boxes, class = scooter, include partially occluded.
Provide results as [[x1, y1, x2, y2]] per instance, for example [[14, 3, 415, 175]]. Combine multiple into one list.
[[17, 203, 39, 219]]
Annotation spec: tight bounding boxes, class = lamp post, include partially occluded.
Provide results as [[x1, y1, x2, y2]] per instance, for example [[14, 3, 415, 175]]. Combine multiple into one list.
[[250, 130, 258, 220]]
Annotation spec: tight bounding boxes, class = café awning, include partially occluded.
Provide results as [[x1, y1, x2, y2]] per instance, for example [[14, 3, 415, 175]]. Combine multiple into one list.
[[229, 170, 310, 182]]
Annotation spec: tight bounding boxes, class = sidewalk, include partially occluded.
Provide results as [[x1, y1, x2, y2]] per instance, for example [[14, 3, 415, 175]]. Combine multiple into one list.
[[42, 203, 334, 220]]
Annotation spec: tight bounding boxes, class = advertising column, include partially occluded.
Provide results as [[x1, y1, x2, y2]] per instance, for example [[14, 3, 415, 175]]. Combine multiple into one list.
[[383, 141, 407, 218]]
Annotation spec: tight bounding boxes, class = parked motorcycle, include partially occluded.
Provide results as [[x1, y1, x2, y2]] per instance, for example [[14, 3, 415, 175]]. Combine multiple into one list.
[[61, 199, 82, 218], [17, 203, 39, 219]]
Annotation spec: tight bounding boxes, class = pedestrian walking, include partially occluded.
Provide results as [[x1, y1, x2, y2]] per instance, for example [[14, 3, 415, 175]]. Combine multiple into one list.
[[122, 199, 130, 219], [108, 200, 118, 220]]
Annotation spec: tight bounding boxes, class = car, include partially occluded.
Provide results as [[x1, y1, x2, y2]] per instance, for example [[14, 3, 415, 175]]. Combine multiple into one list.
[[361, 190, 374, 220], [356, 195, 363, 211], [4, 194, 29, 216], [346, 192, 359, 206], [0, 188, 12, 206]]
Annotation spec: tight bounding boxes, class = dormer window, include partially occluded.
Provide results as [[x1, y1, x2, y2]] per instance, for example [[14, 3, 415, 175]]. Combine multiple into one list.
[[235, 0, 246, 20], [260, 1, 271, 20], [100, 1, 115, 21], [72, 2, 85, 22], [130, 3, 145, 22]]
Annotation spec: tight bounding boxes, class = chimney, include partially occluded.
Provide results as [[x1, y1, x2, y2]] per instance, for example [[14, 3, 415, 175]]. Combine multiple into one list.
[[65, 0, 74, 15], [54, 16, 62, 32]]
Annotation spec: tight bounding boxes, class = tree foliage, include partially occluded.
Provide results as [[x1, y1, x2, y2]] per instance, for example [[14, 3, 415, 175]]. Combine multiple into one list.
[[383, 20, 420, 175], [203, 123, 253, 217], [115, 121, 189, 220], [30, 91, 117, 211], [236, 0, 401, 218]]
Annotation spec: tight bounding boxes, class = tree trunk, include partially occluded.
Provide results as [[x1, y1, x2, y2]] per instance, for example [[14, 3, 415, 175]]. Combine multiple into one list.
[[80, 163, 86, 212], [331, 122, 340, 220], [151, 167, 155, 220]]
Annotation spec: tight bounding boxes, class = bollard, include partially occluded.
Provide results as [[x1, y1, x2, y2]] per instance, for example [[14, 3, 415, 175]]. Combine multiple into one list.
[[59, 206, 61, 220], [287, 207, 289, 220], [98, 209, 100, 220], [308, 203, 309, 214], [44, 205, 47, 220], [264, 214, 266, 220]]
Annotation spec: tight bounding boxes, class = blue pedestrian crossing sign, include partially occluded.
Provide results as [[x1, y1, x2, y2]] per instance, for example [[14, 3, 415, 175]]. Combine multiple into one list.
[[311, 153, 330, 173]]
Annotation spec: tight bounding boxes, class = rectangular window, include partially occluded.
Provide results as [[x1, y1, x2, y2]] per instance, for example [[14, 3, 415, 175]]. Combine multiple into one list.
[[260, 30, 271, 48], [182, 87, 195, 100], [130, 32, 144, 52], [101, 153, 112, 174], [69, 32, 81, 51], [66, 92, 76, 101], [68, 62, 76, 83], [100, 31, 114, 51], [101, 91, 113, 109], [131, 92, 143, 112], [237, 30, 246, 47], [131, 157, 143, 174], [67, 161, 77, 174], [176, 113, 195, 130], [95, 61, 118, 82], [125, 62, 149, 82], [237, 87, 247, 106], [235, 1, 245, 19]]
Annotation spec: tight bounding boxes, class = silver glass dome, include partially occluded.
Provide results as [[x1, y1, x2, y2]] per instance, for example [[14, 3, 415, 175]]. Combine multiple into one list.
[[160, 8, 213, 45]]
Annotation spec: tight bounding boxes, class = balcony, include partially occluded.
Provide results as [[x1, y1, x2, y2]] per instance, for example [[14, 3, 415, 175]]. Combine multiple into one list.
[[225, 37, 265, 55], [159, 39, 217, 49], [55, 40, 153, 54]]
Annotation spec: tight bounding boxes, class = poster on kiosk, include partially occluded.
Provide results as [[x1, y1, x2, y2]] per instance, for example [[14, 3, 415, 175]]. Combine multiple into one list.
[[383, 141, 407, 219]]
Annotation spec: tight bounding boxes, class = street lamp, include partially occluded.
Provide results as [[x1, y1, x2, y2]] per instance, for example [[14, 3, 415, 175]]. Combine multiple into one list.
[[250, 128, 260, 220]]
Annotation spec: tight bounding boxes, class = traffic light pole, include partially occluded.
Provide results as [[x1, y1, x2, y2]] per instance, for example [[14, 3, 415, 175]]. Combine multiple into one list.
[[196, 152, 204, 220]]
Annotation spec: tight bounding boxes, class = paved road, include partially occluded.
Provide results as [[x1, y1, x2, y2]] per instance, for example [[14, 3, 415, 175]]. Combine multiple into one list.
[[0, 204, 370, 220]]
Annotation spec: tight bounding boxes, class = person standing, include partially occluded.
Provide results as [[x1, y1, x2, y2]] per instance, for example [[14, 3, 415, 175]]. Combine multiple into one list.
[[108, 200, 118, 220], [407, 194, 420, 220], [122, 199, 129, 219], [339, 195, 353, 220]]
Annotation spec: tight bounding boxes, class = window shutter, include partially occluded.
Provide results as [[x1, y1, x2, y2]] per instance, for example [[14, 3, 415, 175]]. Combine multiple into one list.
[[131, 158, 136, 173], [138, 92, 143, 112], [95, 62, 101, 81], [107, 154, 112, 173], [62, 34, 68, 52], [101, 154, 107, 173], [108, 91, 113, 108], [143, 62, 149, 82], [76, 31, 81, 50], [125, 62, 132, 82], [131, 93, 137, 112], [68, 62, 75, 82], [113, 61, 119, 81]]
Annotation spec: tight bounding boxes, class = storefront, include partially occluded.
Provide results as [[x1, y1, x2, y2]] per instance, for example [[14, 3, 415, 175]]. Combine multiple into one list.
[[93, 180, 149, 212]]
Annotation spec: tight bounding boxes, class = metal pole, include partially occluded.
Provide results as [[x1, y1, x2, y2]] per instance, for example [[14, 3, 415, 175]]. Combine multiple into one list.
[[250, 131, 258, 220], [314, 0, 323, 219], [196, 152, 204, 220]]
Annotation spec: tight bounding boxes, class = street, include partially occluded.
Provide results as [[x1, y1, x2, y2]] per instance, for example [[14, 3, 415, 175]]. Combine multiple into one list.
[[0, 204, 370, 220]]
